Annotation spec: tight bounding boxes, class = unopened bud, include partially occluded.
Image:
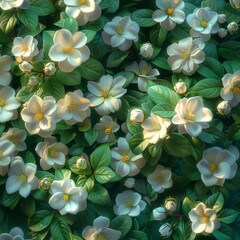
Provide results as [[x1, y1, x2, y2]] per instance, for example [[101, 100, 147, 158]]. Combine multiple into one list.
[[165, 198, 177, 213], [159, 223, 173, 238], [39, 177, 52, 190], [174, 81, 187, 94], [124, 178, 136, 188], [140, 43, 154, 58], [28, 76, 38, 85], [217, 14, 226, 24], [227, 22, 239, 33], [217, 101, 231, 115], [19, 61, 33, 73], [230, 0, 240, 9], [76, 156, 87, 170], [218, 28, 227, 38], [130, 109, 144, 123], [44, 62, 56, 76], [153, 207, 167, 221]]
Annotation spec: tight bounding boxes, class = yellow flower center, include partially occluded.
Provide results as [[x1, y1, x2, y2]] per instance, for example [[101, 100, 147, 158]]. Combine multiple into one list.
[[181, 50, 189, 59], [8, 136, 18, 145], [233, 85, 240, 96], [115, 24, 124, 35], [122, 154, 130, 163], [157, 175, 164, 183], [101, 89, 109, 98], [79, 0, 87, 4], [166, 7, 174, 15], [69, 103, 76, 112], [105, 128, 112, 134], [0, 98, 5, 107], [0, 151, 3, 158], [186, 112, 195, 120], [64, 46, 73, 54], [62, 194, 70, 201], [96, 234, 106, 240], [209, 162, 217, 172], [140, 66, 149, 75], [125, 199, 133, 208], [201, 216, 209, 223], [21, 44, 28, 52], [18, 174, 27, 183], [49, 148, 57, 157], [200, 20, 208, 28], [34, 112, 44, 121]]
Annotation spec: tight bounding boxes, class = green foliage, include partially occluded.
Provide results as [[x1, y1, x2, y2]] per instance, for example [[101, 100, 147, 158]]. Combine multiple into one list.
[[132, 9, 156, 27], [88, 185, 111, 205], [107, 51, 129, 68], [95, 167, 118, 184], [17, 10, 38, 30], [0, 11, 17, 33], [129, 132, 149, 155], [55, 17, 78, 34], [50, 220, 71, 240], [205, 192, 224, 213], [110, 215, 132, 239]]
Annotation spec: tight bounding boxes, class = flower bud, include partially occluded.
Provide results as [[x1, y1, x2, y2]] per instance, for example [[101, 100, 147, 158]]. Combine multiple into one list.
[[28, 76, 38, 85], [130, 109, 144, 123], [39, 177, 52, 190], [153, 207, 167, 221], [230, 0, 240, 9], [217, 101, 231, 115], [227, 22, 239, 33], [140, 43, 154, 58], [218, 28, 227, 38], [44, 62, 56, 76], [124, 178, 136, 188], [19, 61, 33, 73], [76, 155, 87, 170], [217, 14, 226, 24], [165, 198, 177, 213], [159, 223, 173, 238], [58, 0, 65, 7], [174, 81, 187, 94]]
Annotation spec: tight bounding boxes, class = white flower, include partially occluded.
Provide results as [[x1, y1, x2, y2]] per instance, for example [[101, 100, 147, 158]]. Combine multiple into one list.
[[35, 136, 69, 170], [49, 178, 88, 215], [0, 86, 21, 123], [125, 61, 160, 92], [218, 28, 227, 38], [57, 90, 90, 125], [94, 115, 119, 143], [49, 29, 90, 72], [174, 80, 187, 94], [0, 138, 16, 176], [153, 207, 167, 220], [130, 109, 145, 123], [0, 0, 29, 10], [186, 7, 219, 41], [12, 35, 39, 62], [44, 62, 56, 76], [111, 137, 146, 177], [217, 14, 226, 24], [217, 101, 231, 115], [172, 96, 213, 137], [147, 164, 173, 193], [102, 16, 140, 51], [0, 227, 25, 240], [141, 113, 171, 144], [189, 202, 220, 234], [64, 0, 102, 26], [21, 95, 60, 137], [227, 22, 239, 33], [159, 223, 173, 238], [19, 60, 33, 73], [140, 43, 154, 58], [221, 70, 240, 107], [167, 37, 205, 75], [152, 0, 185, 31], [87, 74, 127, 115], [6, 156, 38, 198], [114, 190, 146, 217], [82, 216, 121, 240], [197, 146, 238, 187], [0, 55, 13, 86], [1, 128, 27, 152]]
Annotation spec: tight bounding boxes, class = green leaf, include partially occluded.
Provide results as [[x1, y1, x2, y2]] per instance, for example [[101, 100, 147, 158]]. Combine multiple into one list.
[[76, 176, 94, 192], [91, 144, 111, 170], [223, 3, 240, 23], [60, 129, 77, 144], [152, 57, 171, 70], [84, 128, 98, 146], [21, 151, 36, 164], [100, 0, 119, 12], [1, 191, 20, 208], [55, 17, 78, 33], [110, 215, 132, 239], [218, 209, 239, 224], [132, 9, 156, 27], [151, 103, 175, 118], [149, 25, 168, 48], [79, 58, 105, 81], [42, 31, 54, 59], [163, 133, 194, 157], [29, 0, 55, 16], [201, 0, 225, 12], [182, 197, 196, 216], [126, 230, 148, 240], [107, 51, 129, 68], [199, 126, 223, 144], [56, 68, 81, 86], [68, 156, 92, 176], [219, 41, 240, 61], [28, 210, 54, 232], [88, 185, 111, 205], [205, 192, 224, 213], [227, 123, 240, 141], [81, 29, 97, 43], [223, 61, 240, 74], [190, 78, 222, 98], [19, 197, 35, 217], [50, 220, 71, 240], [212, 224, 234, 240], [95, 167, 117, 184], [129, 132, 149, 155], [55, 169, 71, 180], [16, 85, 35, 102], [43, 76, 65, 100], [0, 11, 17, 33], [148, 85, 180, 106], [85, 16, 107, 31], [17, 10, 38, 30]]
